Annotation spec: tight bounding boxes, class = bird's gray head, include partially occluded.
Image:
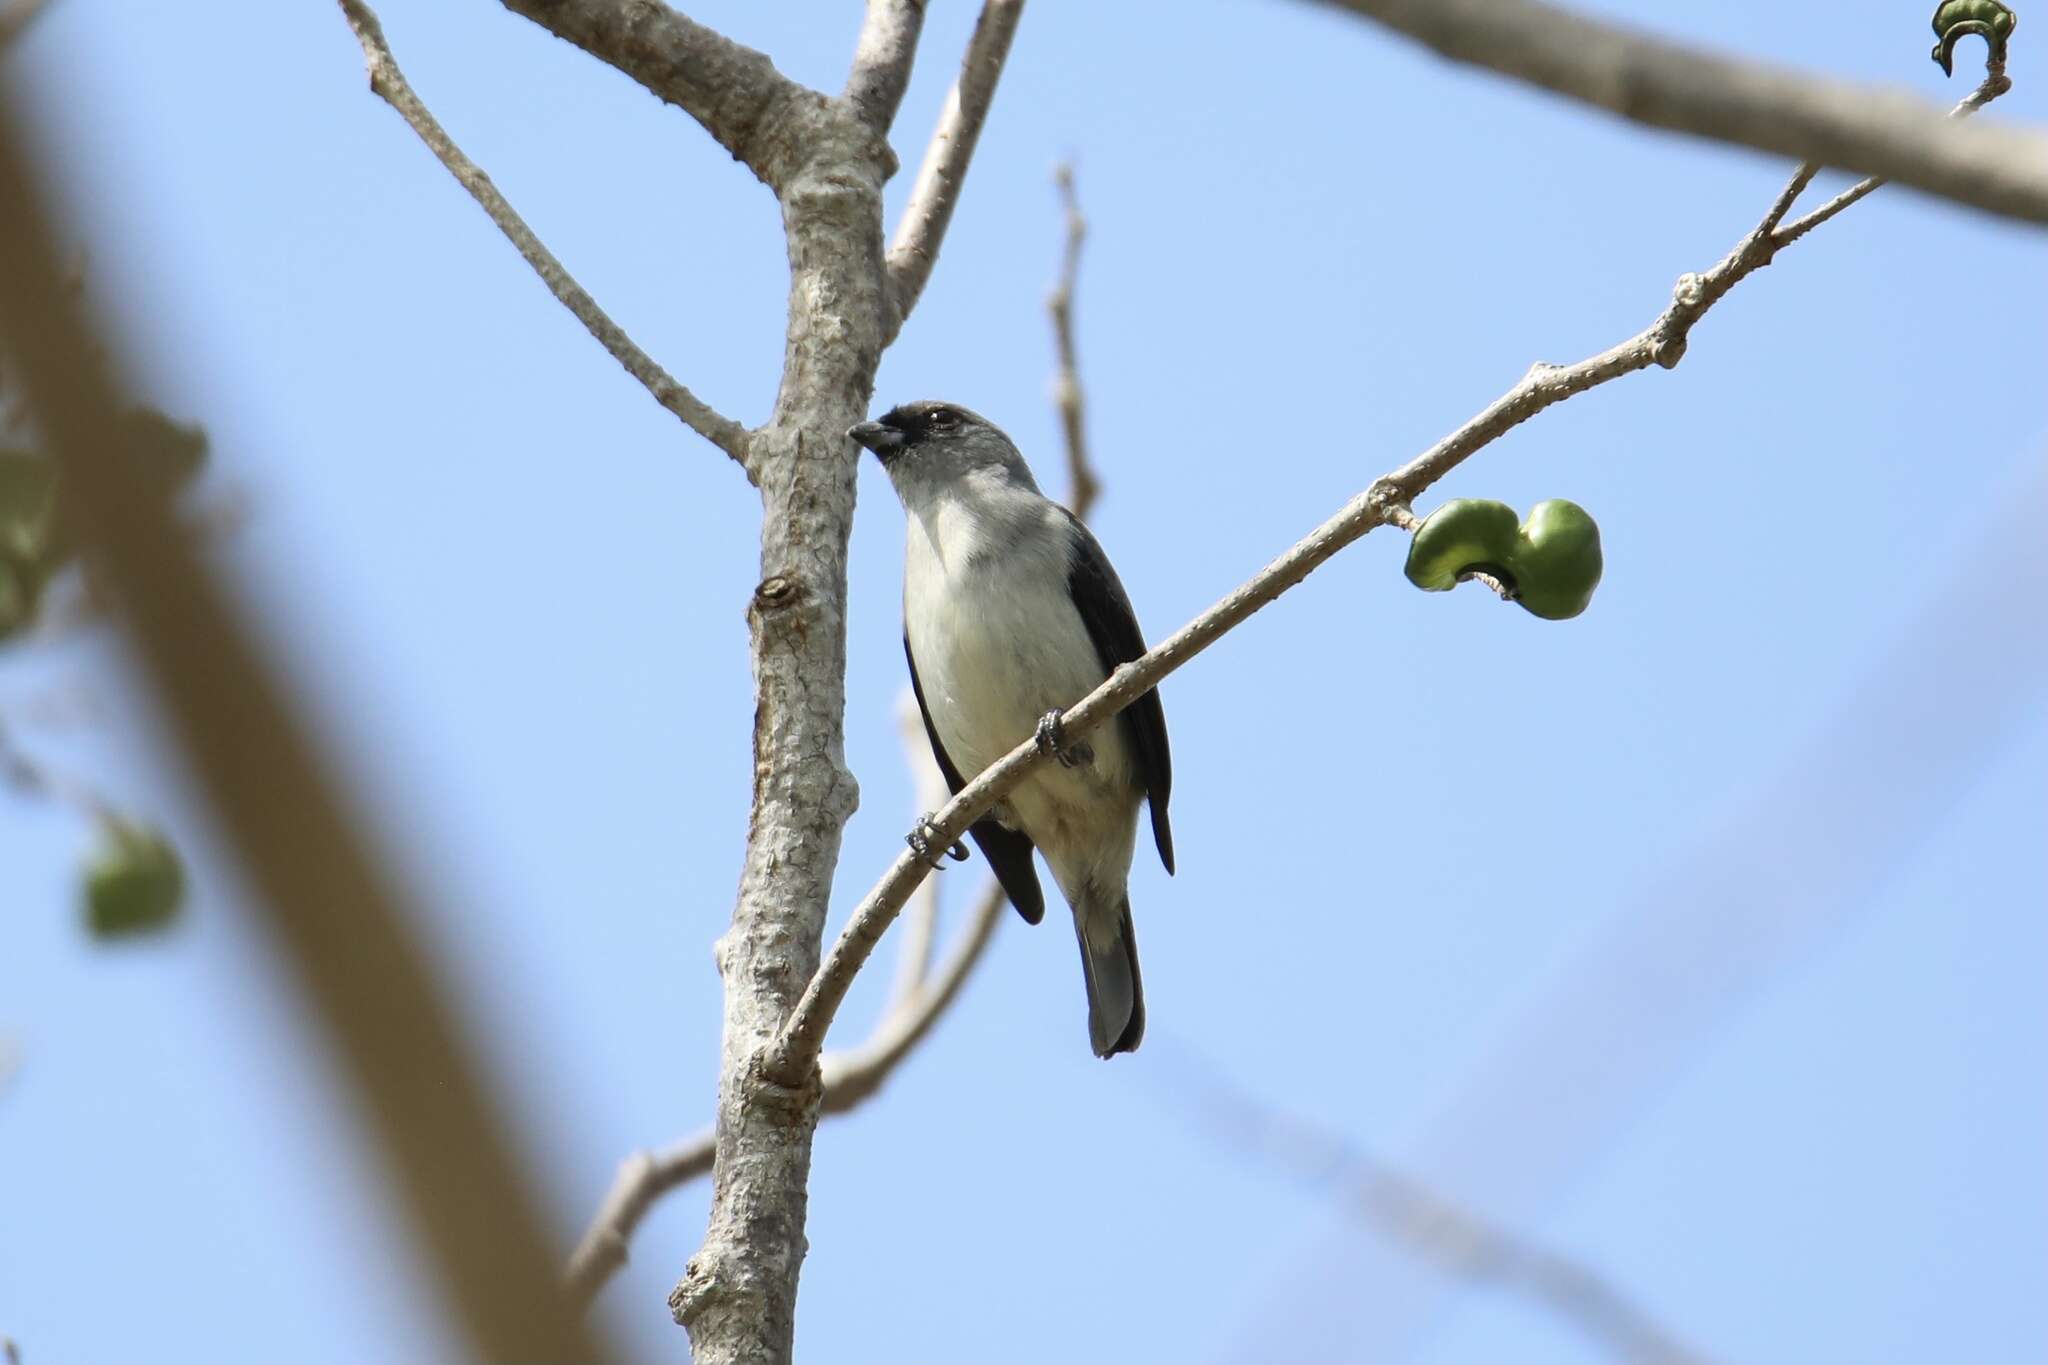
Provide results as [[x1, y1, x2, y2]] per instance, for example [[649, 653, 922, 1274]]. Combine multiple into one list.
[[847, 401, 1041, 502]]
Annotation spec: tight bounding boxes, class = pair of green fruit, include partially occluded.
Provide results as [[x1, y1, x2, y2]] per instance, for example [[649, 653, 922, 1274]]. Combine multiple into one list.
[[1403, 498, 1604, 621]]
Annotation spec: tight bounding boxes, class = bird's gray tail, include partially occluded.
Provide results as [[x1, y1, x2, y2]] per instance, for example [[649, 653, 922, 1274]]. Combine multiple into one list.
[[1075, 896, 1144, 1059]]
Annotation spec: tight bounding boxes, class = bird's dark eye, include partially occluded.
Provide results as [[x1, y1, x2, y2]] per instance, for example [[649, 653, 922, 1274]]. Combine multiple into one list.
[[928, 409, 960, 432]]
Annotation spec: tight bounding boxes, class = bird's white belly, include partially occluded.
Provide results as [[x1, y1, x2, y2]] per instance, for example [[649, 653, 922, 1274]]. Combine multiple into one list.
[[906, 538, 1136, 847]]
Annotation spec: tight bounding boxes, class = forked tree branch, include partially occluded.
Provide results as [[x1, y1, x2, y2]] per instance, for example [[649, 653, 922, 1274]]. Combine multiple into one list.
[[339, 0, 753, 471], [497, 0, 809, 188], [1312, 0, 2048, 226], [883, 0, 1027, 339], [1775, 73, 2013, 247], [563, 865, 1007, 1307], [564, 173, 1107, 1306], [765, 63, 2016, 1087]]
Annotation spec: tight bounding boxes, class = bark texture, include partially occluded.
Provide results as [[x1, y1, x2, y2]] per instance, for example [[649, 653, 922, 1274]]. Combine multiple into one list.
[[668, 102, 889, 1359], [489, 7, 930, 1359]]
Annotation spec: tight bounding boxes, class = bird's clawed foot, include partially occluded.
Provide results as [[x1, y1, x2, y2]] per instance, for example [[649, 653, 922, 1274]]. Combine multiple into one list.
[[906, 813, 970, 870], [1035, 709, 1093, 769]]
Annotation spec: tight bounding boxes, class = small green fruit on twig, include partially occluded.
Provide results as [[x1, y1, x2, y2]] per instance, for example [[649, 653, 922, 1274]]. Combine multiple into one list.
[[1403, 497, 1604, 621], [1932, 0, 2018, 75], [82, 822, 185, 939]]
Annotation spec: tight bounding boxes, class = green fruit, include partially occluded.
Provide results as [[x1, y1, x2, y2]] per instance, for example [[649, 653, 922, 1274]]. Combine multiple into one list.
[[1931, 0, 2017, 74], [1513, 499, 1604, 621], [1403, 498, 1520, 593], [82, 823, 185, 939], [1402, 497, 1604, 621]]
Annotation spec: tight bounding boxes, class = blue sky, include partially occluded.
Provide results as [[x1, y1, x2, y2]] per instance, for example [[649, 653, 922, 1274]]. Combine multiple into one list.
[[2, 1, 2044, 1362]]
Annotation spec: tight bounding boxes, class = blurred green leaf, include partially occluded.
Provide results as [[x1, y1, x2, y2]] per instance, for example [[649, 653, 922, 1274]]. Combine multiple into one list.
[[82, 821, 185, 939], [0, 553, 39, 643], [0, 411, 207, 645], [0, 448, 57, 552]]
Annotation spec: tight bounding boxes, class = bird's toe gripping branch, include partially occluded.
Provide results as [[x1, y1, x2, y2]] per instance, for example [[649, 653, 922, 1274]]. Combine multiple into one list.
[[906, 812, 970, 870], [1035, 709, 1093, 769], [1932, 0, 2019, 75]]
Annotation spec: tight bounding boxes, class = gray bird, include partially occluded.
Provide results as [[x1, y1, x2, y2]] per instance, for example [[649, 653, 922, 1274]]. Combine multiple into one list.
[[849, 401, 1174, 1058]]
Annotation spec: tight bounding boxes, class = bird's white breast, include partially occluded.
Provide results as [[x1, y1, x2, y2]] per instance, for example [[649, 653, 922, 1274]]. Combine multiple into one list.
[[903, 499, 1134, 798]]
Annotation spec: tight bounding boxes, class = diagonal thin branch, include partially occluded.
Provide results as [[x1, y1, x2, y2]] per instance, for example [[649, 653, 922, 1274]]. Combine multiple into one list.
[[1311, 0, 2048, 228], [0, 713, 117, 825], [1162, 1047, 1713, 1365], [496, 0, 807, 189], [882, 0, 1027, 341], [845, 0, 928, 134], [340, 0, 752, 472], [764, 62, 2017, 1087]]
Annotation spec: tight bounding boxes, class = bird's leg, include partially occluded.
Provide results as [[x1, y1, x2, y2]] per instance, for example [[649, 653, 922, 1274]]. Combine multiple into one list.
[[906, 812, 970, 869], [1035, 710, 1093, 769]]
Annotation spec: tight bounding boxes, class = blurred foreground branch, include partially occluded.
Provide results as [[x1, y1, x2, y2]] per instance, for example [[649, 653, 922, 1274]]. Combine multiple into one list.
[[0, 88, 614, 1365], [1312, 0, 2039, 225]]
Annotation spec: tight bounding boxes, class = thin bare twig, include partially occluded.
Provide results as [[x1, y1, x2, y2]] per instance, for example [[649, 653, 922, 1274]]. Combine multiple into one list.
[[1314, 0, 2048, 227], [0, 79, 615, 1365], [887, 695, 951, 1004], [1047, 165, 1099, 517], [1368, 62, 1990, 618], [1162, 1047, 1712, 1365], [1774, 62, 2011, 248], [338, 0, 753, 471], [845, 0, 928, 133], [0, 714, 116, 825], [883, 0, 1027, 340], [764, 63, 2016, 1087]]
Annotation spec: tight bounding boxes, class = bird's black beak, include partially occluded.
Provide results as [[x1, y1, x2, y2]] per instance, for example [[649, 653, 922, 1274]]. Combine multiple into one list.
[[847, 419, 904, 461]]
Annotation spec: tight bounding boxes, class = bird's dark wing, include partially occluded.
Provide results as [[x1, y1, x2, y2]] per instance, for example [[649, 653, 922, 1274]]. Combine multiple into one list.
[[904, 635, 1046, 925], [1060, 512, 1175, 875]]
